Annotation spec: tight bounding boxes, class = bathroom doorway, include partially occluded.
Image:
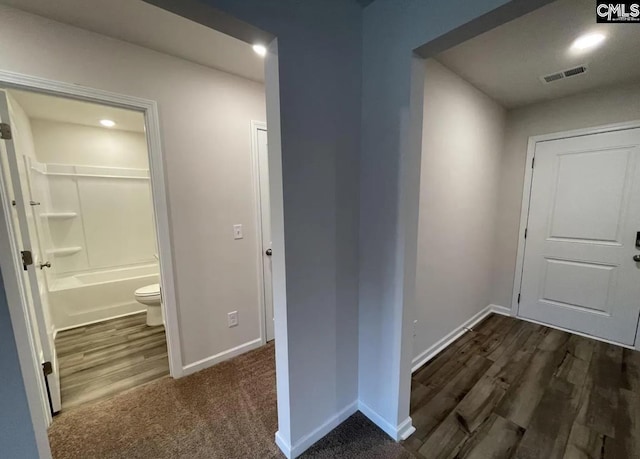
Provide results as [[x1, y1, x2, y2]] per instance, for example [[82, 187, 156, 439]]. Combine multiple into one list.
[[0, 86, 177, 415]]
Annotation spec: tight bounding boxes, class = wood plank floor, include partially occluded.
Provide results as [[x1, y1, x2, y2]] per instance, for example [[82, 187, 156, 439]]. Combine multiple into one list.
[[56, 313, 169, 411], [403, 314, 640, 459]]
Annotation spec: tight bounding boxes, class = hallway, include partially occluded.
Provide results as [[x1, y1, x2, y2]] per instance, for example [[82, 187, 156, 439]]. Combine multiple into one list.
[[48, 342, 410, 458]]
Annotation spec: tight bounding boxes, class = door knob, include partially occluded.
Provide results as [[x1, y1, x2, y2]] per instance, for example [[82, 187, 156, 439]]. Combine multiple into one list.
[[634, 254, 640, 262], [38, 261, 51, 269], [265, 249, 272, 256]]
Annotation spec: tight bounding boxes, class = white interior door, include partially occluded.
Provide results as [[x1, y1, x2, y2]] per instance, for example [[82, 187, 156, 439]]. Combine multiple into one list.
[[0, 91, 61, 413], [519, 128, 640, 346], [256, 126, 274, 342]]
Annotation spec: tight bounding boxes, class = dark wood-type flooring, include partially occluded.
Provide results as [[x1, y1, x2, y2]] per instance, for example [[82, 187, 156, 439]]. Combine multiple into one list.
[[56, 312, 169, 411], [403, 314, 640, 459]]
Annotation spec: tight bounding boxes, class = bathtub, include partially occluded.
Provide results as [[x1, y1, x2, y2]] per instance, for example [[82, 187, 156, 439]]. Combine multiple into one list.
[[49, 263, 160, 331]]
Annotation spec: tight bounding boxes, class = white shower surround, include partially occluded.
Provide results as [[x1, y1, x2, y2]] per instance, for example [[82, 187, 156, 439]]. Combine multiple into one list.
[[29, 160, 159, 330]]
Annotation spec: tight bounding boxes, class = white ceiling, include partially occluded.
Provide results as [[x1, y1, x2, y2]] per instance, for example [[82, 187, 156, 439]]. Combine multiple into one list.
[[10, 89, 146, 133], [437, 0, 640, 108], [0, 0, 264, 83]]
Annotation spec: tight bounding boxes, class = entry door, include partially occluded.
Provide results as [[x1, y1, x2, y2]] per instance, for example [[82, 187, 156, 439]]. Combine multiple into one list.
[[256, 127, 274, 341], [519, 128, 640, 346], [0, 91, 61, 413]]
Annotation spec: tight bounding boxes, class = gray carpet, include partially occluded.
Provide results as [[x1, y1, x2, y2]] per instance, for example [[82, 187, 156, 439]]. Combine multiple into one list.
[[49, 342, 413, 458]]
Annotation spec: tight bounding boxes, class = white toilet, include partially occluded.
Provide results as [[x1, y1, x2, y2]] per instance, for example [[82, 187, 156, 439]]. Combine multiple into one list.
[[134, 283, 163, 326]]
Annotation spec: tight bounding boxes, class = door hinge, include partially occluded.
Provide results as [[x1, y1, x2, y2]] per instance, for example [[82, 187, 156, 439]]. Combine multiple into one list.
[[517, 293, 521, 304], [524, 228, 528, 239], [42, 361, 53, 376], [21, 250, 33, 270], [531, 156, 535, 169], [0, 123, 12, 140]]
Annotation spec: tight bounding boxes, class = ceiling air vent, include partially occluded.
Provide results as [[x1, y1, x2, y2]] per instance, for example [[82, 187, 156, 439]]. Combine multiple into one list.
[[540, 64, 588, 84], [543, 72, 564, 83], [563, 65, 587, 77]]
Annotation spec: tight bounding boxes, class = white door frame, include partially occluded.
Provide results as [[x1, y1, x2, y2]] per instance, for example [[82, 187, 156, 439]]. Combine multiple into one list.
[[250, 120, 273, 343], [0, 156, 52, 457], [0, 70, 183, 446], [511, 119, 640, 350]]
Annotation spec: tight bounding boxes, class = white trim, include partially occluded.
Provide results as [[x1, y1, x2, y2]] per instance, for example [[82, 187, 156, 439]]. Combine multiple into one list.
[[250, 120, 268, 346], [411, 304, 500, 373], [0, 139, 52, 458], [141, 81, 182, 379], [511, 120, 640, 317], [358, 400, 415, 441], [489, 304, 512, 317], [0, 70, 183, 456], [396, 417, 417, 440], [526, 120, 640, 143], [181, 338, 263, 376], [37, 172, 150, 180], [276, 400, 359, 459], [511, 135, 536, 317], [275, 432, 292, 459]]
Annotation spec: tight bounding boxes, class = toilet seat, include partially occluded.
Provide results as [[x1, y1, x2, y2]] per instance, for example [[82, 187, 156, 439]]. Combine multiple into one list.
[[135, 283, 161, 302]]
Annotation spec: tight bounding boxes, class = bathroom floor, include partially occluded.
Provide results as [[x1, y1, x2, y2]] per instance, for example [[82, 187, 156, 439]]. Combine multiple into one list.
[[55, 312, 169, 411]]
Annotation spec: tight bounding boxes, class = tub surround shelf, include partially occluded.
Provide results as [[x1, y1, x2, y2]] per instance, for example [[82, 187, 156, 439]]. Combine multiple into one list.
[[41, 212, 78, 220], [47, 247, 82, 257]]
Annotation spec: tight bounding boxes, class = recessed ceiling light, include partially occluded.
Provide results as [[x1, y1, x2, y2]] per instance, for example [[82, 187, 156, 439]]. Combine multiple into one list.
[[252, 44, 267, 57], [99, 119, 116, 128], [571, 33, 606, 51]]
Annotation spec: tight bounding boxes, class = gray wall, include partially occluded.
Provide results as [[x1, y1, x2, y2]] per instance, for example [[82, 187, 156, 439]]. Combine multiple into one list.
[[358, 0, 552, 432], [491, 81, 640, 308], [0, 271, 40, 459], [414, 59, 505, 363]]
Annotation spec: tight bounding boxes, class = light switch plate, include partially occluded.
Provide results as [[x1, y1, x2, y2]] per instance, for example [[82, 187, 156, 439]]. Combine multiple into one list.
[[233, 224, 243, 240]]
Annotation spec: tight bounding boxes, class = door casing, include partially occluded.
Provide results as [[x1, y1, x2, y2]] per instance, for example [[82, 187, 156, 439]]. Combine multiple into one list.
[[511, 120, 640, 350], [250, 120, 274, 343]]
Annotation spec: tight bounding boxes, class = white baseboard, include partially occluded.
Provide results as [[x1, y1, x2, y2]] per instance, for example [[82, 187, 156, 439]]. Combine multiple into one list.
[[397, 417, 417, 440], [275, 431, 292, 459], [411, 304, 511, 373], [276, 400, 359, 459], [358, 400, 415, 441], [489, 304, 512, 316], [182, 337, 263, 376]]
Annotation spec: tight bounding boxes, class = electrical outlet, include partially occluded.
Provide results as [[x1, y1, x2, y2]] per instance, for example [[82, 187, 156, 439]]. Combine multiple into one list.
[[227, 311, 239, 328], [233, 224, 243, 240]]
